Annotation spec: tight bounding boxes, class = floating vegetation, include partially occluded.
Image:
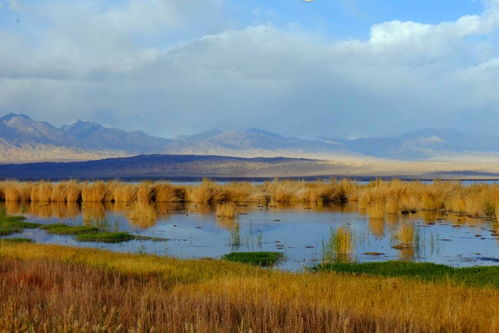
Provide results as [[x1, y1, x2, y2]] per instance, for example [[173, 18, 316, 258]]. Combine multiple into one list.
[[41, 224, 99, 235], [38, 222, 163, 243], [75, 232, 134, 243], [0, 214, 41, 236], [222, 251, 284, 266]]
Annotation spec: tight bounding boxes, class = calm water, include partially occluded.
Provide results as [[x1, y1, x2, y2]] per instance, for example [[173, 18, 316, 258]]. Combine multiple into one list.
[[2, 201, 498, 271]]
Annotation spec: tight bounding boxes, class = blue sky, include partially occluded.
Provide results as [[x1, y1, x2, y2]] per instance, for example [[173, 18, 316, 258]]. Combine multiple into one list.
[[1, 0, 499, 139], [230, 0, 484, 39]]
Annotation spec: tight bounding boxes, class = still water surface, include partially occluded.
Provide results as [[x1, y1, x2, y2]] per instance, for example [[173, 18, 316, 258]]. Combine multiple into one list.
[[2, 201, 498, 271]]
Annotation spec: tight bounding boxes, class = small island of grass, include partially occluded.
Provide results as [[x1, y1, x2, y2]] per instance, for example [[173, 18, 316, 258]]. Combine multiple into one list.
[[222, 251, 284, 266]]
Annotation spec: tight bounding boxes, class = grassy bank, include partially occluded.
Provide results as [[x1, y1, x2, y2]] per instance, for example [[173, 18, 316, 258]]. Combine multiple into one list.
[[0, 242, 497, 332], [312, 261, 499, 288]]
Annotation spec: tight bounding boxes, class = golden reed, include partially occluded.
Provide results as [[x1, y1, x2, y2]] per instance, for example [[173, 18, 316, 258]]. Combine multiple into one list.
[[2, 179, 499, 218]]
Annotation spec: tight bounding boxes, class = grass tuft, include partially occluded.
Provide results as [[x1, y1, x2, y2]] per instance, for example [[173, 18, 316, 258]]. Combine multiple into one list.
[[222, 251, 284, 266], [0, 214, 41, 236]]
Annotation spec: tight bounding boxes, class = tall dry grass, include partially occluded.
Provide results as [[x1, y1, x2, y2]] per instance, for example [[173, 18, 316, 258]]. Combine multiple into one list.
[[113, 183, 137, 203], [333, 226, 353, 255], [1, 181, 32, 202], [155, 183, 185, 202], [216, 202, 238, 219], [137, 182, 154, 203], [0, 243, 496, 332], [1, 179, 499, 220], [81, 182, 107, 202]]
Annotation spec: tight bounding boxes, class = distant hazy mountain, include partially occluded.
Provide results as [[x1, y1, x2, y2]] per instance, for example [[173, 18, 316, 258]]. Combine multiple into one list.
[[61, 119, 172, 153], [0, 114, 114, 162], [0, 113, 78, 146], [166, 128, 341, 155], [321, 129, 499, 159], [2, 113, 499, 163]]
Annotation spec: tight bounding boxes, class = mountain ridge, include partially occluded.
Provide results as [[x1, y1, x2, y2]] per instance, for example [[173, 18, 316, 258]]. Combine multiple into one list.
[[1, 113, 499, 163]]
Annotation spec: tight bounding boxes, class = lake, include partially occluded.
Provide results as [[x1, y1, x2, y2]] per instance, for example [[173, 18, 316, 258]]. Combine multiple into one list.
[[1, 201, 498, 271]]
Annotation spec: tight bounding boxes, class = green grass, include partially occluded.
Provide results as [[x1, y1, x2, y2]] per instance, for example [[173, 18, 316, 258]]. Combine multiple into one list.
[[40, 224, 99, 235], [222, 252, 284, 267], [310, 261, 499, 288], [0, 215, 40, 229], [75, 232, 134, 243], [39, 223, 136, 243], [0, 238, 33, 243], [0, 214, 41, 236]]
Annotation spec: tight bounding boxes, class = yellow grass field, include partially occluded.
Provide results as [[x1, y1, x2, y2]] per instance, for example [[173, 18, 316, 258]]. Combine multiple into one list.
[[0, 242, 497, 332]]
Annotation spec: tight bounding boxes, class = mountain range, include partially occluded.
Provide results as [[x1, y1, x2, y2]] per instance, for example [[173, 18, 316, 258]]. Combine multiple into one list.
[[1, 113, 499, 163]]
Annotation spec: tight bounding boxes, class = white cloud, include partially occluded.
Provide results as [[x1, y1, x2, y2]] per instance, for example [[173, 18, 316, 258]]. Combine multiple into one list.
[[1, 0, 499, 138]]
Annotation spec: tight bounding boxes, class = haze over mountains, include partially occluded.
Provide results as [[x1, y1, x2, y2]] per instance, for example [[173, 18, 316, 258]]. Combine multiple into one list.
[[1, 113, 498, 163]]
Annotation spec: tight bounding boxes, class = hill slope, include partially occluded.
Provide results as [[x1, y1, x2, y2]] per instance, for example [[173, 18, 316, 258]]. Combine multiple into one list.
[[0, 154, 343, 180]]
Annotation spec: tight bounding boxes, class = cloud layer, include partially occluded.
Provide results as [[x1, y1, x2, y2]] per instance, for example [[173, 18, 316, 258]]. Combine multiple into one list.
[[1, 0, 499, 138]]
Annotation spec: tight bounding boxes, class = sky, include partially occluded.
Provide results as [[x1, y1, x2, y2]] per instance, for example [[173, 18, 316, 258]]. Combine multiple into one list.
[[1, 0, 499, 139]]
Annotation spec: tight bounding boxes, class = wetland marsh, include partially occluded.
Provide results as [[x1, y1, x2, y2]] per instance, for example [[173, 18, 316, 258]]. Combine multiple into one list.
[[1, 180, 497, 270]]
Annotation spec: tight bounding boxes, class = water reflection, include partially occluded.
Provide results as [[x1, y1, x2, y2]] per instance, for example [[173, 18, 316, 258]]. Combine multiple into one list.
[[82, 202, 106, 224], [127, 202, 158, 229], [368, 218, 385, 239]]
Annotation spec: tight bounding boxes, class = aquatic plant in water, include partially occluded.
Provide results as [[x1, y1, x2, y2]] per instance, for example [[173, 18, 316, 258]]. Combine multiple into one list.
[[322, 226, 354, 263], [222, 251, 284, 266]]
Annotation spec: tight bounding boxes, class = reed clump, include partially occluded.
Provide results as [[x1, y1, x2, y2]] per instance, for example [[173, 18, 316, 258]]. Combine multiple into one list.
[[81, 182, 107, 202], [113, 183, 138, 203], [66, 180, 82, 202], [186, 179, 219, 204], [332, 226, 353, 255], [323, 226, 354, 263], [216, 202, 238, 219], [46, 181, 82, 203], [137, 182, 154, 203], [29, 182, 51, 203], [154, 183, 185, 202], [1, 181, 32, 202], [50, 182, 67, 202]]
